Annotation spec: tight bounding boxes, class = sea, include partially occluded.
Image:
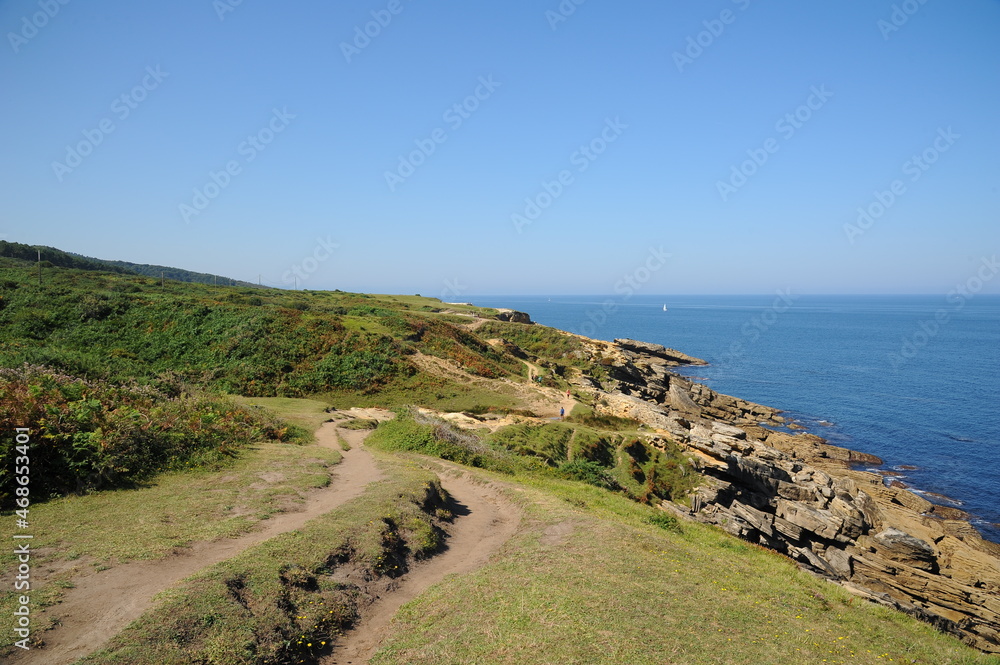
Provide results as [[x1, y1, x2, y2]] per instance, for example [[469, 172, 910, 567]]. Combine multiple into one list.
[[467, 294, 1000, 543]]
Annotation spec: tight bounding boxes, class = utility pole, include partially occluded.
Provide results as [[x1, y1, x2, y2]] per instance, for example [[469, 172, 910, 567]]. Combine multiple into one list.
[[37, 249, 41, 286], [258, 274, 261, 286], [214, 275, 217, 286], [161, 271, 164, 288]]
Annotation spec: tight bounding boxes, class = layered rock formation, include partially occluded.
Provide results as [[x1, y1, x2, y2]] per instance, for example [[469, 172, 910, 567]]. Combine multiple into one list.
[[570, 336, 1000, 653]]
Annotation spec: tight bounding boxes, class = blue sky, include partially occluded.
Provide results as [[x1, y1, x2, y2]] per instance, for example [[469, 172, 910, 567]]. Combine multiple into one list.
[[1, 0, 998, 296]]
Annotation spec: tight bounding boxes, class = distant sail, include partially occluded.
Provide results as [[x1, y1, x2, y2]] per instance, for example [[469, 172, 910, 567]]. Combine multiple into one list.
[[662, 304, 668, 311]]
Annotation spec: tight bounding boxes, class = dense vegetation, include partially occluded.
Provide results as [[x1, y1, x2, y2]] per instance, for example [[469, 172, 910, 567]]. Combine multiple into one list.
[[0, 241, 130, 274], [0, 252, 528, 506], [0, 365, 303, 504], [476, 319, 589, 366], [0, 255, 522, 399]]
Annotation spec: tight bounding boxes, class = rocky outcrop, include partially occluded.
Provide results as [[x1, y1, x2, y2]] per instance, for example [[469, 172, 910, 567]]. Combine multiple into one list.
[[494, 309, 532, 324], [613, 339, 707, 366], [581, 340, 1000, 653]]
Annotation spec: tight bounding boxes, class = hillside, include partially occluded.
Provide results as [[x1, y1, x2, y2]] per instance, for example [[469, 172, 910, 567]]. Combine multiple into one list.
[[1, 251, 998, 664], [0, 240, 256, 287]]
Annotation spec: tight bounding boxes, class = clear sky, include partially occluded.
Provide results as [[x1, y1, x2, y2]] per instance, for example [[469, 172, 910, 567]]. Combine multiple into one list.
[[1, 0, 998, 296]]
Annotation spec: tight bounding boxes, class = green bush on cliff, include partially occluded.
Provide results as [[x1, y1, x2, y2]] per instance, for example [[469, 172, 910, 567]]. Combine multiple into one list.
[[488, 423, 696, 502], [475, 320, 587, 365]]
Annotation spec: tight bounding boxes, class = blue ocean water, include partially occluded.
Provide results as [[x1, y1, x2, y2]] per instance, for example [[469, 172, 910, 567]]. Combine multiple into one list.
[[468, 295, 1000, 543]]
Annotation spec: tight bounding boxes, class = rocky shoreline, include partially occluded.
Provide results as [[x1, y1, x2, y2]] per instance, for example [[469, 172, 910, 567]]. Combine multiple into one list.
[[560, 334, 1000, 653]]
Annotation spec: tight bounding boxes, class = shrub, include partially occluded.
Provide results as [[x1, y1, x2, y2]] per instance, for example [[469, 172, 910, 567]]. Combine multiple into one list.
[[0, 365, 302, 505], [557, 459, 619, 491], [645, 511, 682, 532]]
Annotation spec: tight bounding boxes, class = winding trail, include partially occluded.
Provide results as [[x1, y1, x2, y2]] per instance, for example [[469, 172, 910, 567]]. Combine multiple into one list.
[[14, 422, 383, 665], [322, 466, 520, 664], [13, 417, 521, 665]]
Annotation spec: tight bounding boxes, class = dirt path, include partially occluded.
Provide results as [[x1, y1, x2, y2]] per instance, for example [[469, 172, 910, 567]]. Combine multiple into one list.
[[15, 422, 384, 665], [322, 467, 520, 664]]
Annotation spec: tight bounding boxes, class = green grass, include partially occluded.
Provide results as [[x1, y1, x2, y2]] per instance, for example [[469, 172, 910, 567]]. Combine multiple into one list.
[[78, 455, 446, 665], [370, 467, 1000, 665], [323, 372, 524, 413], [229, 395, 334, 440], [0, 257, 518, 399]]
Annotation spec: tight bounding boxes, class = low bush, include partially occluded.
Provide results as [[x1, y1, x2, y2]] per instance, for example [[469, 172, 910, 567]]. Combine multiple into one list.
[[0, 365, 304, 505]]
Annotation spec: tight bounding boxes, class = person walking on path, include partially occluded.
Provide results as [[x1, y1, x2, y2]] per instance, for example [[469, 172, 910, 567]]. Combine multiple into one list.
[[559, 407, 565, 418]]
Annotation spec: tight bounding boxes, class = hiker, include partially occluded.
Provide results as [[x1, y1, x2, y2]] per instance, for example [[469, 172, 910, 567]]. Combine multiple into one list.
[[560, 407, 565, 418]]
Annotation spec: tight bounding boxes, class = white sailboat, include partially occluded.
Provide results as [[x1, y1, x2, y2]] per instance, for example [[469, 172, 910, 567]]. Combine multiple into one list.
[[662, 304, 668, 312]]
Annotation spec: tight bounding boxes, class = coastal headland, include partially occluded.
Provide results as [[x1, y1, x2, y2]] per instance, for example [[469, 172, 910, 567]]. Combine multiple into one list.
[[543, 326, 1000, 653], [1, 249, 997, 660]]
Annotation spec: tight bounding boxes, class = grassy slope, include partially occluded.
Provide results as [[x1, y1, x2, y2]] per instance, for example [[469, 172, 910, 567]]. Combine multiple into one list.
[[228, 396, 333, 441], [372, 463, 998, 665], [0, 256, 523, 411]]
